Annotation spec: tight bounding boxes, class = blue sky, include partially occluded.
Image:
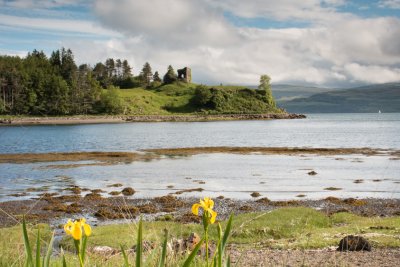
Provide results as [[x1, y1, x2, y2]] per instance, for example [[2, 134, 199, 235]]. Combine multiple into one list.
[[1, 0, 400, 87]]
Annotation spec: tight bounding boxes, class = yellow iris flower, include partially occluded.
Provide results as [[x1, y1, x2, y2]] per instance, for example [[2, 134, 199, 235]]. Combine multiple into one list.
[[64, 218, 92, 240], [192, 197, 217, 224]]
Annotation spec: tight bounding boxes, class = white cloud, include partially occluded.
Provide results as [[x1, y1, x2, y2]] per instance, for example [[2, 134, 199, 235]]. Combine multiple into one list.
[[0, 14, 119, 37], [379, 0, 400, 9], [93, 0, 238, 47], [344, 63, 400, 83], [79, 1, 399, 86], [2, 0, 87, 9], [205, 0, 352, 25]]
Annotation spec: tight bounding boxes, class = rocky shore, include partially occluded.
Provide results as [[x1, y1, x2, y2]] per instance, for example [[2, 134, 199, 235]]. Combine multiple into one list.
[[0, 194, 399, 227], [0, 113, 305, 126]]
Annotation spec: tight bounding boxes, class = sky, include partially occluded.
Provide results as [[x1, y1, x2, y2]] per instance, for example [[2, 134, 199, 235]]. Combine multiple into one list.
[[1, 0, 400, 87]]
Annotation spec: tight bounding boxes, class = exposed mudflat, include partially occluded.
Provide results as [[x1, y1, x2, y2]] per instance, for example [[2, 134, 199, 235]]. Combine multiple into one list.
[[0, 147, 398, 165], [145, 146, 400, 158]]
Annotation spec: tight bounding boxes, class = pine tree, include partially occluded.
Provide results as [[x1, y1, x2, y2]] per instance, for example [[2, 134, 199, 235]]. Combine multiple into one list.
[[122, 60, 132, 78], [153, 71, 161, 82], [163, 65, 177, 84], [139, 62, 152, 87]]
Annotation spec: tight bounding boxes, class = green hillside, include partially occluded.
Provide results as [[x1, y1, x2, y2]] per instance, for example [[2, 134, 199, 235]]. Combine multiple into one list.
[[278, 83, 400, 113], [118, 82, 280, 115]]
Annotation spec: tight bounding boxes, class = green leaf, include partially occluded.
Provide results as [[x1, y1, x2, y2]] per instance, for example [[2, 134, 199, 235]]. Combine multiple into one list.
[[158, 230, 168, 267], [226, 256, 231, 267], [217, 223, 223, 267], [80, 236, 88, 263], [120, 245, 129, 267], [222, 214, 233, 248], [135, 219, 143, 267], [62, 253, 67, 267], [182, 238, 204, 267], [35, 228, 41, 267], [44, 231, 55, 267], [22, 217, 34, 267]]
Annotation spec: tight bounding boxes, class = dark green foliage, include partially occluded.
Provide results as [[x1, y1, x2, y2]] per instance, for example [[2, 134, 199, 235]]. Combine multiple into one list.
[[191, 84, 279, 114], [0, 48, 121, 115], [163, 65, 177, 84], [153, 71, 161, 82], [139, 62, 153, 87], [192, 85, 213, 107], [258, 74, 276, 108], [97, 86, 124, 114]]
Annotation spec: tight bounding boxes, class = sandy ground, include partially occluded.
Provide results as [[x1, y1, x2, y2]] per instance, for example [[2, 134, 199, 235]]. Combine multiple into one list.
[[228, 247, 400, 267]]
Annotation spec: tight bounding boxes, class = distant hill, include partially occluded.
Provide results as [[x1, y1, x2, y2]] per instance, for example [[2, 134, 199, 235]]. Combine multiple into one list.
[[277, 82, 400, 113], [271, 84, 335, 102]]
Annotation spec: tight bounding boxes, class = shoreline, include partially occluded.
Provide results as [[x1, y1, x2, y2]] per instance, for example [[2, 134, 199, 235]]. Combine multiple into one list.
[[0, 195, 399, 228], [0, 113, 305, 126]]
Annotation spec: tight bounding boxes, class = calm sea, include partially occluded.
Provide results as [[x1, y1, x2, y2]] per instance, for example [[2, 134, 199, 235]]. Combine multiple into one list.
[[0, 113, 399, 200]]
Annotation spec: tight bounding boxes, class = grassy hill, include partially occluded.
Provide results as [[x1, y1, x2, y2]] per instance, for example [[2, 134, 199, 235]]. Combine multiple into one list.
[[278, 82, 400, 113], [118, 82, 280, 115]]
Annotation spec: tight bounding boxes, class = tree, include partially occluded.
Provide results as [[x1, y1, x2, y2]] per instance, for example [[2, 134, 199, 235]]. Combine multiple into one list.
[[192, 85, 212, 107], [163, 65, 177, 84], [122, 60, 132, 78], [93, 62, 110, 88], [139, 62, 152, 87], [153, 71, 161, 82], [258, 74, 275, 108], [115, 59, 122, 78], [98, 86, 124, 114], [60, 48, 78, 83], [105, 58, 116, 79]]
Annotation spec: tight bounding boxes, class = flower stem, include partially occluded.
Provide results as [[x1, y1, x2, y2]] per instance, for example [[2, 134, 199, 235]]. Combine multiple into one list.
[[205, 225, 209, 266], [74, 239, 84, 267]]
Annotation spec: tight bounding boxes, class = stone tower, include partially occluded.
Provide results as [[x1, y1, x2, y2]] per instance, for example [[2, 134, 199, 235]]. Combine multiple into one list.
[[177, 67, 192, 83]]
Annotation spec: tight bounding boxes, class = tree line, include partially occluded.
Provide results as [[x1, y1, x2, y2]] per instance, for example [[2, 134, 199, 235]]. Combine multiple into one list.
[[0, 48, 182, 115]]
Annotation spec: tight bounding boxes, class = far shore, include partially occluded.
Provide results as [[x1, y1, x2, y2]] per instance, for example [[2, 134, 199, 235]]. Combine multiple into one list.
[[0, 113, 305, 126]]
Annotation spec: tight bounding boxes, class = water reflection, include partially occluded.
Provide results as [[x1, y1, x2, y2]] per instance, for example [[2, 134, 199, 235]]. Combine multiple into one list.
[[1, 153, 399, 201]]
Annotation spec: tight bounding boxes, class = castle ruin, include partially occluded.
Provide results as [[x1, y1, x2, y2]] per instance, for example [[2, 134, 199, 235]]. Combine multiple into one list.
[[177, 67, 192, 83]]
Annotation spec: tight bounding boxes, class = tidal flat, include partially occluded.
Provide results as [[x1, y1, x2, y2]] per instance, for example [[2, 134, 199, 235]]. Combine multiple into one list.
[[1, 147, 399, 202]]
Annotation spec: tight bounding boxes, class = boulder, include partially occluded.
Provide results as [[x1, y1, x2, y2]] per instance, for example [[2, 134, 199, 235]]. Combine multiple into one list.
[[121, 187, 135, 196], [337, 235, 371, 251]]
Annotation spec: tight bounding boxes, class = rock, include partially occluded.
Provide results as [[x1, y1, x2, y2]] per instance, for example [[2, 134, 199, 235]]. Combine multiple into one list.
[[337, 235, 371, 251], [168, 232, 207, 255], [121, 187, 135, 196], [92, 246, 117, 255], [94, 208, 124, 219], [250, 192, 261, 198], [185, 232, 201, 251], [132, 241, 155, 252], [308, 171, 317, 175], [107, 183, 123, 187], [84, 192, 103, 200], [343, 198, 367, 206], [256, 197, 271, 204]]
